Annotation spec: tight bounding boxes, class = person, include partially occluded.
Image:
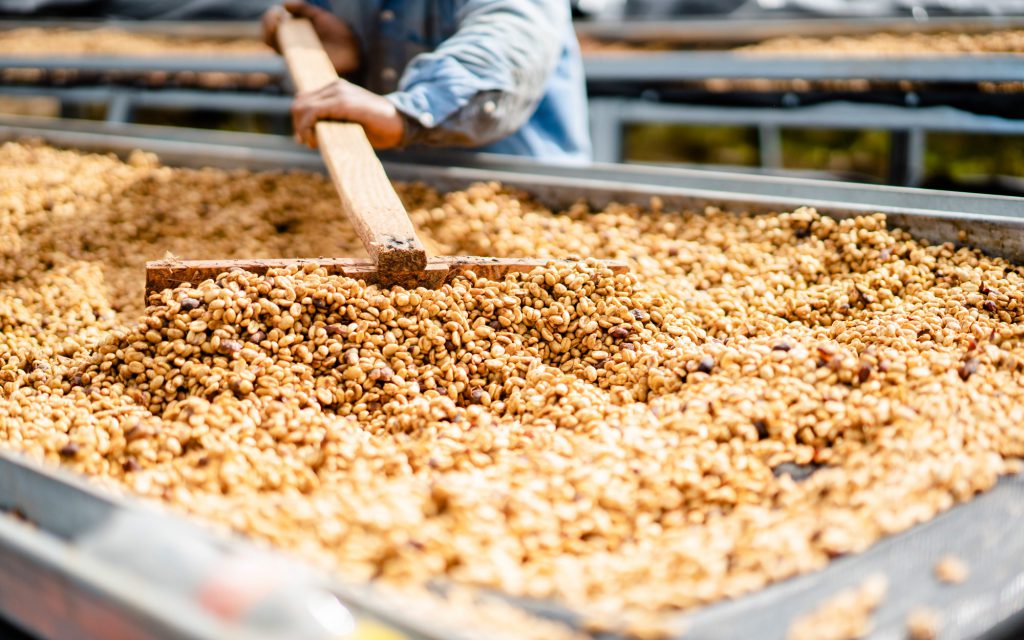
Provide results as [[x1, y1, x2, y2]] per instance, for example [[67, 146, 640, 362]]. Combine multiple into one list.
[[262, 1, 591, 162]]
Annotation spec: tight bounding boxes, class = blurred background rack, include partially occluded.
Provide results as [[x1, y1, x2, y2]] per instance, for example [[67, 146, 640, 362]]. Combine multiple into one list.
[[576, 14, 1024, 187], [1, 14, 1023, 191], [0, 19, 288, 132]]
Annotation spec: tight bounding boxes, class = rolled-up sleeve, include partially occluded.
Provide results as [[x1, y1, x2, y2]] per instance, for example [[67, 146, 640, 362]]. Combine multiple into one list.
[[385, 0, 566, 148]]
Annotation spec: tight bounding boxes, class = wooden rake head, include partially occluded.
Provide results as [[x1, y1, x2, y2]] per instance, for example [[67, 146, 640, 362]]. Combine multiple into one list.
[[144, 17, 627, 301]]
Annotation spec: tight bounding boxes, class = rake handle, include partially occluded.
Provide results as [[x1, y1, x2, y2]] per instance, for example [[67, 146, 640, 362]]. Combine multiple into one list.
[[277, 17, 428, 273]]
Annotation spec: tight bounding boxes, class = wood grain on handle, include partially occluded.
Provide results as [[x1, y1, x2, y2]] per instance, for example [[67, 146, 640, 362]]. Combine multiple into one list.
[[276, 16, 338, 93], [277, 17, 429, 273]]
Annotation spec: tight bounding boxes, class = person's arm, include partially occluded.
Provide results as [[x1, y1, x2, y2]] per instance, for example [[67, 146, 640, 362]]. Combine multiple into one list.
[[385, 0, 568, 148], [264, 2, 404, 149]]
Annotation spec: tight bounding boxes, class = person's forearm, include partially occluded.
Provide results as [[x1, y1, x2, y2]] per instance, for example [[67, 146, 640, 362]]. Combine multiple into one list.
[[387, 90, 523, 149], [386, 0, 566, 149], [291, 80, 404, 150]]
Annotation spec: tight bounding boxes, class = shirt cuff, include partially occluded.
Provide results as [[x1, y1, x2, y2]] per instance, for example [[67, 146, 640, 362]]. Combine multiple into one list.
[[385, 88, 443, 130], [384, 56, 501, 144]]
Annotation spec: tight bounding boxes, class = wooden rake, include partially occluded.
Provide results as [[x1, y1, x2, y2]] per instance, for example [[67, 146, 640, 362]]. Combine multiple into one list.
[[145, 17, 627, 299]]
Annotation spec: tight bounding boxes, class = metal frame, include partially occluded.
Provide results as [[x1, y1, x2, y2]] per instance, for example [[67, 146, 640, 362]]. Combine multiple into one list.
[[6, 48, 1021, 84], [1, 121, 1024, 639], [5, 116, 1022, 219], [0, 85, 291, 124], [583, 52, 1024, 84], [0, 55, 283, 75], [575, 15, 1024, 46], [0, 451, 463, 640]]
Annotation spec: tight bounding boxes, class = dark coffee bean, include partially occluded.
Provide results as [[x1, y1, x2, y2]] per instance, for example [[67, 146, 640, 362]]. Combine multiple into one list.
[[249, 330, 267, 343], [697, 356, 715, 374], [772, 342, 792, 352], [122, 458, 141, 472], [959, 357, 980, 381], [610, 325, 632, 340], [124, 424, 143, 442], [219, 339, 243, 355], [59, 443, 80, 458], [984, 300, 998, 313], [753, 419, 769, 440], [772, 462, 822, 482], [324, 325, 344, 337], [858, 363, 872, 383], [180, 297, 201, 311]]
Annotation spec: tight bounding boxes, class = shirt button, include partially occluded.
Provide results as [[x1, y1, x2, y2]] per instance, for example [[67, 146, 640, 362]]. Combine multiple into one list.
[[419, 113, 434, 127], [380, 9, 395, 21], [381, 67, 397, 82]]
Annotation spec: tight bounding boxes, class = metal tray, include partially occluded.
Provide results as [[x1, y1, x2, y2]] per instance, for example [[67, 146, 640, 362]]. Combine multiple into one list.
[[575, 15, 1024, 46], [0, 450, 470, 640], [582, 51, 1024, 84], [1, 121, 1024, 640]]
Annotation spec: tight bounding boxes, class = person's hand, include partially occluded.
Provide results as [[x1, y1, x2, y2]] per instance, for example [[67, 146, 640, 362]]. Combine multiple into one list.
[[292, 79, 405, 150], [261, 1, 360, 75]]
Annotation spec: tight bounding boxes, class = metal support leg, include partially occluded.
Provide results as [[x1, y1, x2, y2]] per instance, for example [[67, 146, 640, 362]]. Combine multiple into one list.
[[758, 124, 783, 170], [589, 99, 625, 164], [105, 92, 134, 124], [889, 129, 926, 187]]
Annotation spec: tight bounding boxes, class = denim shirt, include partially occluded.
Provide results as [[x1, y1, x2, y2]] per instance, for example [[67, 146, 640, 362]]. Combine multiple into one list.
[[314, 0, 591, 162]]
